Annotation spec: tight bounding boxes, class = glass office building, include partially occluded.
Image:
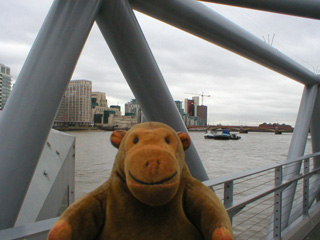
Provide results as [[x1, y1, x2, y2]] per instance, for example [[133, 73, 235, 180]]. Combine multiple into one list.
[[0, 64, 12, 110]]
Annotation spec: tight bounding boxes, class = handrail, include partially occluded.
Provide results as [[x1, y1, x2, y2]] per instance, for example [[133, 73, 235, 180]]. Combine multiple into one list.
[[203, 162, 278, 187], [203, 151, 320, 187], [227, 166, 320, 214], [0, 217, 58, 240]]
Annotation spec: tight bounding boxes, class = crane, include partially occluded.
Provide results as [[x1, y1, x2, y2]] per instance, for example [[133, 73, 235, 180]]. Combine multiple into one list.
[[184, 92, 211, 105]]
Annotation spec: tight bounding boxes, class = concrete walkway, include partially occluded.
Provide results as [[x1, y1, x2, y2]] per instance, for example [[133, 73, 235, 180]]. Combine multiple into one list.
[[304, 222, 320, 240]]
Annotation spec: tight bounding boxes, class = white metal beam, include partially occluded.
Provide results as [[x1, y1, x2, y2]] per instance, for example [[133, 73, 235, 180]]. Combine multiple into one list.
[[0, 0, 102, 230], [199, 0, 320, 20], [96, 0, 209, 181], [130, 0, 320, 85]]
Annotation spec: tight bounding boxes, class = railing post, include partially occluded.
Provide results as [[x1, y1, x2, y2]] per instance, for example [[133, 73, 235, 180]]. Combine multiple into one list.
[[224, 181, 234, 205], [224, 181, 234, 221], [303, 158, 310, 214], [274, 166, 283, 240], [310, 85, 320, 204]]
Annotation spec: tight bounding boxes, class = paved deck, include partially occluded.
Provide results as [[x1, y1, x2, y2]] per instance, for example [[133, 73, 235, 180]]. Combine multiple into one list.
[[304, 222, 320, 240]]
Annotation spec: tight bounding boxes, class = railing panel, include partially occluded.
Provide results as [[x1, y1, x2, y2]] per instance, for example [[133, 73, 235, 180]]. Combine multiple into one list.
[[0, 218, 57, 240], [1, 153, 319, 239], [205, 152, 320, 239]]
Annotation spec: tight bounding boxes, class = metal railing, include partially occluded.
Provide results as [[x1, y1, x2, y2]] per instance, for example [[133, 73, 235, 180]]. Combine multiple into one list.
[[1, 152, 320, 240], [203, 151, 320, 239], [0, 218, 58, 240]]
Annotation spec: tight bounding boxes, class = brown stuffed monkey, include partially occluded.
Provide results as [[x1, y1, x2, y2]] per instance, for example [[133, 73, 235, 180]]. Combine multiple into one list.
[[48, 122, 233, 240]]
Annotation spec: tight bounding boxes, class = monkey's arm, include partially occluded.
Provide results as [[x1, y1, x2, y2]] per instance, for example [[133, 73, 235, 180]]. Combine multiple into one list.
[[184, 178, 233, 240], [47, 181, 109, 240]]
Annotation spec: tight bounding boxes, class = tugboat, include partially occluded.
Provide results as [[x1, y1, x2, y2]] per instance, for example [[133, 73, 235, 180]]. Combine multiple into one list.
[[204, 129, 241, 140], [239, 129, 249, 134]]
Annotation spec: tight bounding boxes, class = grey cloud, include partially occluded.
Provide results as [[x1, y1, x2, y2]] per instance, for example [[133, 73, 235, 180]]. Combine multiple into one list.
[[1, 1, 318, 126]]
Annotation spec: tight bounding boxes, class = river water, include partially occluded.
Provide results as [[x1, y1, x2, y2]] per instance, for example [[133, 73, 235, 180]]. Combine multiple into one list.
[[67, 130, 312, 200], [65, 130, 313, 239]]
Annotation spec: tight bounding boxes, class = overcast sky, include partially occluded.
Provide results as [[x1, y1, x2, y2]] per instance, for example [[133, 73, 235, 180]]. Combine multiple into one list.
[[1, 1, 320, 126]]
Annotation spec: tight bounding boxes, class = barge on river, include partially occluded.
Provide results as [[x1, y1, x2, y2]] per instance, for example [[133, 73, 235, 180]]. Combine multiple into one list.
[[204, 129, 241, 140]]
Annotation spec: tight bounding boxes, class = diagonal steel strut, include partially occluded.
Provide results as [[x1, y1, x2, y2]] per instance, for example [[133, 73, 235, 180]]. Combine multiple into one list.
[[0, 0, 103, 230], [96, 0, 209, 181], [130, 0, 320, 86]]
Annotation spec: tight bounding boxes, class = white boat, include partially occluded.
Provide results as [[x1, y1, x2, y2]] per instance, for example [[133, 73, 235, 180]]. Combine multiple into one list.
[[204, 129, 241, 140]]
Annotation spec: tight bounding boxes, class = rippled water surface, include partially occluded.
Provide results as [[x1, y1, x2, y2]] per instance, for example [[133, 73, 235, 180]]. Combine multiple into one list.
[[66, 130, 312, 200]]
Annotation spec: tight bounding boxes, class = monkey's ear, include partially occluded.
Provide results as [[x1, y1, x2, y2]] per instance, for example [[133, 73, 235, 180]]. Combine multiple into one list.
[[177, 132, 191, 151], [110, 130, 127, 149]]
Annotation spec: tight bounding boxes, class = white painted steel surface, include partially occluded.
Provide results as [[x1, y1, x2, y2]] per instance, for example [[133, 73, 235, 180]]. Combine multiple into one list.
[[96, 0, 208, 181], [15, 130, 75, 226], [130, 0, 320, 85], [198, 0, 320, 20], [0, 0, 102, 229]]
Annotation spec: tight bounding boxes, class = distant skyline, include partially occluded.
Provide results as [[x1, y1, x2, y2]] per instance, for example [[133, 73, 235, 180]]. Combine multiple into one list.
[[1, 1, 320, 126]]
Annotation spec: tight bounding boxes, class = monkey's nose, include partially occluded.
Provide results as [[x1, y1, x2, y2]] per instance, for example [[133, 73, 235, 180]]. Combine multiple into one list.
[[146, 160, 160, 179]]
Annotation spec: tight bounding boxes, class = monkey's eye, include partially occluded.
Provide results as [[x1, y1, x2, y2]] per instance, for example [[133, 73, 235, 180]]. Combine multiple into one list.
[[133, 137, 139, 144], [165, 137, 170, 144]]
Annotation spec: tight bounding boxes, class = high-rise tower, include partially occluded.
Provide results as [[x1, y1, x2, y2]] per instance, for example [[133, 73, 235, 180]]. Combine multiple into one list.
[[0, 64, 12, 110], [54, 80, 92, 127]]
